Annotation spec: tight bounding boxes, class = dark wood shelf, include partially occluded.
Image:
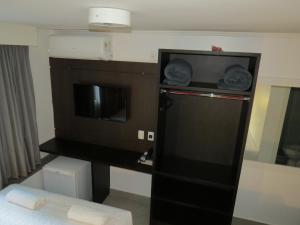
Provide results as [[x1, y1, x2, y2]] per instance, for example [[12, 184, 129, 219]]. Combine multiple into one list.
[[152, 174, 235, 213], [151, 198, 232, 225], [158, 49, 261, 58], [150, 220, 171, 225], [154, 156, 236, 188], [152, 196, 231, 216], [40, 138, 152, 174], [153, 171, 234, 191], [160, 83, 251, 96], [152, 49, 261, 225]]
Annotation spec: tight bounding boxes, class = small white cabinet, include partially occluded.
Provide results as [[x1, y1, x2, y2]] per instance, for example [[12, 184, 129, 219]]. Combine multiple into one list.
[[43, 156, 92, 200]]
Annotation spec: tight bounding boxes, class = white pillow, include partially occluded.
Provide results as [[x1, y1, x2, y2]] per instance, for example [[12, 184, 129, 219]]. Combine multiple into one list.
[[5, 189, 46, 210], [68, 205, 110, 225]]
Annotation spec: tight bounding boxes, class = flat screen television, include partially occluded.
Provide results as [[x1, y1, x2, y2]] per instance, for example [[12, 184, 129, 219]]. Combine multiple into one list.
[[73, 83, 128, 122]]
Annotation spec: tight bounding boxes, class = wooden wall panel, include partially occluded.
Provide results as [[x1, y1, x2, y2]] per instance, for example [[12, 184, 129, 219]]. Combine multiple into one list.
[[50, 58, 158, 153]]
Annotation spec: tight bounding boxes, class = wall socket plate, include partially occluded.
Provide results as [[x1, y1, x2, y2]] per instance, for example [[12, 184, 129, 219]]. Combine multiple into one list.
[[147, 131, 155, 141], [138, 130, 145, 140]]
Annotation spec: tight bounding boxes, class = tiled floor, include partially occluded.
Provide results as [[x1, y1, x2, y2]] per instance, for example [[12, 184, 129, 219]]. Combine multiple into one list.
[[104, 190, 150, 225], [104, 190, 267, 225], [232, 218, 267, 225]]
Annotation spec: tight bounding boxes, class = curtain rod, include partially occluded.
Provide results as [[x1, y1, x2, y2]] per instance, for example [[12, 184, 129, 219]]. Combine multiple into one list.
[[160, 89, 251, 101]]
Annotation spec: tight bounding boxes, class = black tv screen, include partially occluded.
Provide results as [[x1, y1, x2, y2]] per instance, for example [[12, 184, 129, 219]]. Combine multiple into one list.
[[73, 84, 128, 122]]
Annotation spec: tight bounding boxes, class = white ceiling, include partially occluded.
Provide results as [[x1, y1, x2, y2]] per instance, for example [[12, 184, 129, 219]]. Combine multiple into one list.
[[1, 0, 300, 33]]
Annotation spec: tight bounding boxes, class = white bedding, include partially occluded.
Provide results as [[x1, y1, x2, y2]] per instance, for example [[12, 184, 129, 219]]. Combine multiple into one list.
[[0, 185, 133, 225]]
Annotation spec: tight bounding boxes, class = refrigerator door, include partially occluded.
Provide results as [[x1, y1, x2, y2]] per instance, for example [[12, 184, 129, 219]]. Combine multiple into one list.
[[43, 169, 77, 198]]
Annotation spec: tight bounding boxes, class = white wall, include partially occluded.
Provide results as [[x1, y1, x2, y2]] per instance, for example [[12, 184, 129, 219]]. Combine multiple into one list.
[[113, 31, 300, 81], [245, 85, 271, 160], [258, 87, 291, 163], [110, 167, 152, 197], [0, 22, 37, 46], [29, 30, 300, 225], [236, 160, 300, 225], [29, 30, 55, 144]]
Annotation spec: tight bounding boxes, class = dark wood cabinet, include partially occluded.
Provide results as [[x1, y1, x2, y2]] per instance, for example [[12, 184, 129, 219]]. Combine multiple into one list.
[[150, 49, 261, 225]]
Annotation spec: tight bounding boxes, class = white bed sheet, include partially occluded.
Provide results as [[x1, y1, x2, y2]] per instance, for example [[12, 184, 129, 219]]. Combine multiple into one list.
[[0, 184, 132, 225]]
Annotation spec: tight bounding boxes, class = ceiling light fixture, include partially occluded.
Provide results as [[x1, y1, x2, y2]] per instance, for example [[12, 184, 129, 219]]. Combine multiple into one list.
[[88, 8, 131, 28]]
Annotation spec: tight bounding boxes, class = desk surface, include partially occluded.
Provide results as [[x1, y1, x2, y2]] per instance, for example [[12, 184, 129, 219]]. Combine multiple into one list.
[[40, 138, 152, 174]]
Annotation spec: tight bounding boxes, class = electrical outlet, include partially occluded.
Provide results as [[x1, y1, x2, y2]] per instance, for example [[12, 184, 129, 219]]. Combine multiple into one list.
[[147, 131, 155, 141], [138, 130, 145, 140]]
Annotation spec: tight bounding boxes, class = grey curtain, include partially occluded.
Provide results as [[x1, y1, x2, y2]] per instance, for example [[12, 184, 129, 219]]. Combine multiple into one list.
[[0, 45, 40, 189]]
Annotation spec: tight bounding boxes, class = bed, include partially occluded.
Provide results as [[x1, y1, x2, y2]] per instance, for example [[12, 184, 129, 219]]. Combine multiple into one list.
[[0, 184, 133, 225]]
